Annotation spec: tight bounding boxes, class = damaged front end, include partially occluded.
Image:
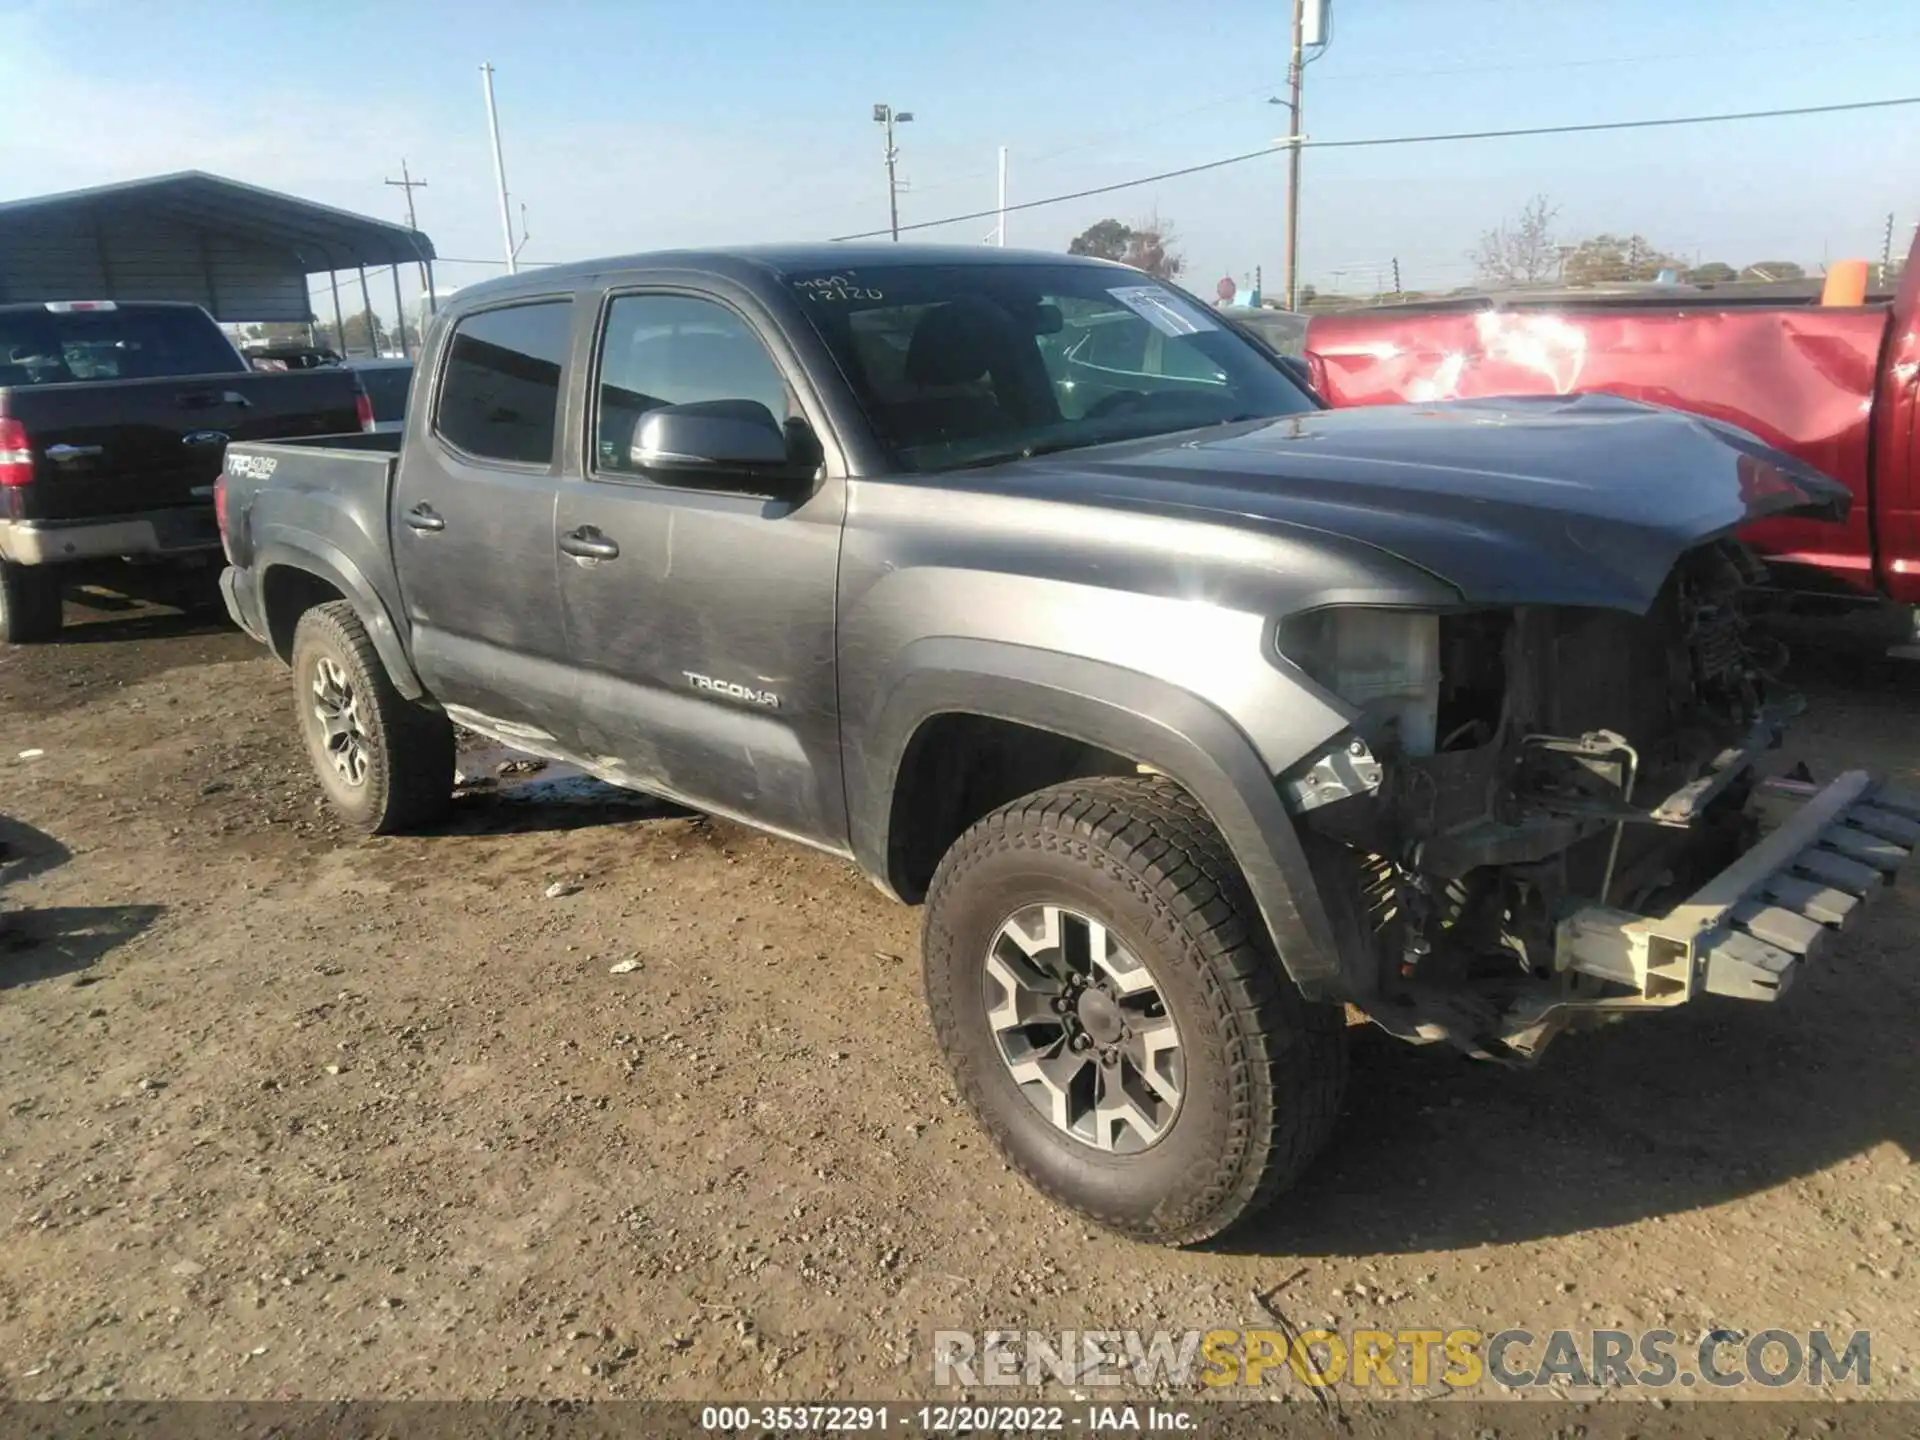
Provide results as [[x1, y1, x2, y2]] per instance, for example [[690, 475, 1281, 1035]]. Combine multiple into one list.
[[1277, 539, 1918, 1061]]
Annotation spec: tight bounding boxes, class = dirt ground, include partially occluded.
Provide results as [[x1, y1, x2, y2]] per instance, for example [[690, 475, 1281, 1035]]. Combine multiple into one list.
[[0, 583, 1915, 1407]]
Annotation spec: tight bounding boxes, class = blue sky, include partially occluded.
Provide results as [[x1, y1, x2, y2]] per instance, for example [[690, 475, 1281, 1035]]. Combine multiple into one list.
[[3, 0, 1917, 318]]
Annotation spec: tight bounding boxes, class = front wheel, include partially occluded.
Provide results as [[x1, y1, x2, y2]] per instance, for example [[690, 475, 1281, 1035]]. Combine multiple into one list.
[[0, 561, 63, 644], [922, 776, 1347, 1246], [290, 600, 453, 834]]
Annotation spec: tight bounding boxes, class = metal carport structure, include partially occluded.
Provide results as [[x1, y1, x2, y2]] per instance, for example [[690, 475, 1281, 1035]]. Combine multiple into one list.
[[0, 170, 438, 354]]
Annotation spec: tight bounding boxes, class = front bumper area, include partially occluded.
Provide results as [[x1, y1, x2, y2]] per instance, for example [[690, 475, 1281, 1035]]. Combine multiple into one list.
[[1556, 771, 1918, 1007]]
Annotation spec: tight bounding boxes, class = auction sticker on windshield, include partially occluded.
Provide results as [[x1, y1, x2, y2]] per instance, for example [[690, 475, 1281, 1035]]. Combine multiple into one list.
[[1108, 285, 1219, 337]]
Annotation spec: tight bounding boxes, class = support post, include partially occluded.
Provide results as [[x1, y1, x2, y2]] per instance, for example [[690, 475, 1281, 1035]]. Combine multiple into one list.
[[391, 264, 410, 358], [328, 270, 346, 358], [357, 265, 376, 357]]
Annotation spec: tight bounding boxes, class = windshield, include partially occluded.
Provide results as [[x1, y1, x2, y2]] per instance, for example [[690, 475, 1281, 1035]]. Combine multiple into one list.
[[0, 306, 244, 386], [781, 263, 1316, 473]]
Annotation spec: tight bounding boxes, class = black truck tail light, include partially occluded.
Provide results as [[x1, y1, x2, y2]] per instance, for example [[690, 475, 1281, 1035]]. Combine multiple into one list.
[[0, 416, 32, 489]]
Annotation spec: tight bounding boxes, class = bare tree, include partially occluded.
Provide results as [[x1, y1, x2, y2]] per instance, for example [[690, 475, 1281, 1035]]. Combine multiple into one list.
[[1471, 195, 1563, 287], [1122, 209, 1186, 281]]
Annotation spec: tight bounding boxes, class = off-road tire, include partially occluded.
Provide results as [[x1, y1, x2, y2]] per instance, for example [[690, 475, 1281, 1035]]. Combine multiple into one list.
[[0, 561, 64, 644], [923, 776, 1347, 1246], [290, 600, 453, 834]]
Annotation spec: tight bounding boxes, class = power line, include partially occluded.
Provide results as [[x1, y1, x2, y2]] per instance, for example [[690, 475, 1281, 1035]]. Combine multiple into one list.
[[1310, 94, 1920, 151], [1317, 29, 1920, 84], [736, 22, 1920, 219], [796, 25, 1919, 210], [830, 144, 1281, 243], [828, 94, 1920, 243]]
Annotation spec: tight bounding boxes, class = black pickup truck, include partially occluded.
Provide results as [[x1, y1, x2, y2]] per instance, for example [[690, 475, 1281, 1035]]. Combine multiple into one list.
[[217, 245, 1916, 1245], [0, 300, 370, 642]]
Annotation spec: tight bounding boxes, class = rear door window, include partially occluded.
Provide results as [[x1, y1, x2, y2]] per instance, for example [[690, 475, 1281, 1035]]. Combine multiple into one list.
[[433, 301, 573, 465], [0, 306, 244, 385]]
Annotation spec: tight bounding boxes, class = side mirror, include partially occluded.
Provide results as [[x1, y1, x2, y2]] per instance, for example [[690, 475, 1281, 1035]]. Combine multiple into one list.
[[631, 400, 811, 496]]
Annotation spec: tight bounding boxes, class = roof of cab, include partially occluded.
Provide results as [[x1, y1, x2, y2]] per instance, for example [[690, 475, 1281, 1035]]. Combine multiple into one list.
[[443, 244, 1129, 308]]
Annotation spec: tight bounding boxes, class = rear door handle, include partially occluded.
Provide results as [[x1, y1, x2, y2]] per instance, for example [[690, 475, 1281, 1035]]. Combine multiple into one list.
[[559, 526, 620, 560], [45, 444, 104, 461], [404, 503, 445, 532]]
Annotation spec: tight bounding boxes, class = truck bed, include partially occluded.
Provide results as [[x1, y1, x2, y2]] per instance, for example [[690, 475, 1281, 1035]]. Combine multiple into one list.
[[217, 432, 402, 614]]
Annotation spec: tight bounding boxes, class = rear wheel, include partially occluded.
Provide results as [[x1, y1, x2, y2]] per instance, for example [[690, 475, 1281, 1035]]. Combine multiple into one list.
[[922, 776, 1347, 1246], [0, 561, 63, 644], [290, 600, 453, 833]]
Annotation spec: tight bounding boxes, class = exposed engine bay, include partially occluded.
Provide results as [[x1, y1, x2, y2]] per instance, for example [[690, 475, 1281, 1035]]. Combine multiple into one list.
[[1279, 539, 1852, 1059]]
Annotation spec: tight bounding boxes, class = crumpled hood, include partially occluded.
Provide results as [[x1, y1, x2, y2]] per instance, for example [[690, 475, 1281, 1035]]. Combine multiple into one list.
[[1000, 393, 1852, 612]]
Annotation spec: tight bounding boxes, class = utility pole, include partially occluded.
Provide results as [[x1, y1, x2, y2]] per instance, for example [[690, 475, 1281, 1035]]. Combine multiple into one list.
[[385, 158, 431, 292], [1883, 212, 1897, 285], [1392, 256, 1402, 298], [481, 63, 518, 275], [1280, 0, 1306, 310], [874, 103, 914, 242]]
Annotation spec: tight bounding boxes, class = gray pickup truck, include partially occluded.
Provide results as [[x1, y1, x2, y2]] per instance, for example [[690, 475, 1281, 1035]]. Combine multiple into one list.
[[217, 244, 1917, 1246]]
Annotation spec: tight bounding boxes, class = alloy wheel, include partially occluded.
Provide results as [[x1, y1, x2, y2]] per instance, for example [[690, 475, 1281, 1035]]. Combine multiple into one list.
[[311, 655, 370, 787], [983, 903, 1184, 1153]]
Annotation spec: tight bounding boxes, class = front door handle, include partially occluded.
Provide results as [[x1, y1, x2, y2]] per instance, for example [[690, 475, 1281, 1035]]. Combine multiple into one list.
[[559, 526, 619, 560], [404, 503, 445, 532]]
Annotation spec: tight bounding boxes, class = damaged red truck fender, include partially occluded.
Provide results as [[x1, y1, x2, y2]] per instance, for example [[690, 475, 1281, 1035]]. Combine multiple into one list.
[[1303, 243, 1920, 615]]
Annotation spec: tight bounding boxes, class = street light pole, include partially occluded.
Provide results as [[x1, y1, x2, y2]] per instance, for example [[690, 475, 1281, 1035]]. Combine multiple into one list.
[[996, 146, 1008, 247], [481, 62, 517, 275], [874, 102, 914, 242], [885, 115, 900, 244], [1281, 0, 1306, 310]]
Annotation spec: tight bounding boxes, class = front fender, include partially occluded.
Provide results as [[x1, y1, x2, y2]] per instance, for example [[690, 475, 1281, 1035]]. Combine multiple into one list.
[[255, 530, 424, 700], [852, 637, 1351, 999]]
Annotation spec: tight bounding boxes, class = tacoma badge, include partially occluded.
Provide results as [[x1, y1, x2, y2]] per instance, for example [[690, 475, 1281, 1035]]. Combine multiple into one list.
[[683, 671, 781, 708]]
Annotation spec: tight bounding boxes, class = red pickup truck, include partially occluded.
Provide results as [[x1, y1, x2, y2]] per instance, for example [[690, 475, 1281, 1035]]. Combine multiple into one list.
[[1303, 245, 1920, 636]]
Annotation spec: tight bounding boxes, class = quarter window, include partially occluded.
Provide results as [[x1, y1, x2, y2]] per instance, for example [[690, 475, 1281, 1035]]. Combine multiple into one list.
[[433, 301, 573, 465], [594, 294, 793, 473]]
